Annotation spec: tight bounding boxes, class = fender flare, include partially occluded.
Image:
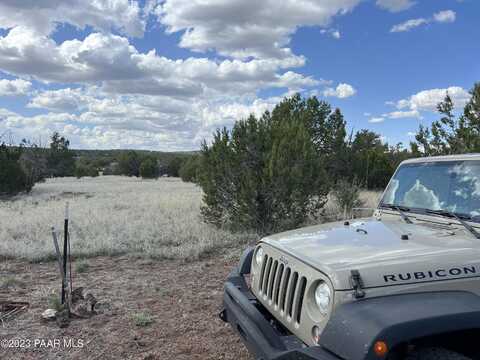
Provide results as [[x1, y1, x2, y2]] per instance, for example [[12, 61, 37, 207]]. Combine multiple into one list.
[[238, 246, 254, 275], [319, 291, 480, 360]]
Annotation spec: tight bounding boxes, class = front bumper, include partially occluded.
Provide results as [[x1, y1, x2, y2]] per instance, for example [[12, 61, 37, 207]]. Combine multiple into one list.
[[220, 267, 341, 360]]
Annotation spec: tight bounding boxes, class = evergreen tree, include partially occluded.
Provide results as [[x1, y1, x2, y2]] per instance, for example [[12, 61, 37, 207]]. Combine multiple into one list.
[[47, 132, 75, 177], [198, 94, 331, 234], [167, 157, 184, 177], [0, 143, 29, 195], [139, 158, 159, 179], [414, 83, 480, 155], [118, 151, 142, 177], [179, 155, 201, 182]]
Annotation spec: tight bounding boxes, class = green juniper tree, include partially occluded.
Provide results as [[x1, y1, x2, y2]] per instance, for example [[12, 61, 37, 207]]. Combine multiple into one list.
[[198, 94, 331, 235], [414, 83, 480, 155], [139, 158, 159, 179], [47, 132, 75, 177]]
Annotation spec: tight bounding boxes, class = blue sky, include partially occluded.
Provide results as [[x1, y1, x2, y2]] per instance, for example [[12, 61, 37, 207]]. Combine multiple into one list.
[[0, 0, 478, 150]]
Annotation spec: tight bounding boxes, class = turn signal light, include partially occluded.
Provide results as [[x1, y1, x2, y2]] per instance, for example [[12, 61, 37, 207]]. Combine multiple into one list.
[[373, 340, 388, 357]]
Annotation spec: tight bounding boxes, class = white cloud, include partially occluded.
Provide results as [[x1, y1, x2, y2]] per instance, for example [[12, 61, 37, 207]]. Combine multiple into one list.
[[383, 110, 421, 119], [0, 2, 360, 150], [0, 0, 146, 37], [1, 87, 288, 150], [323, 83, 357, 98], [157, 0, 360, 59], [28, 88, 90, 111], [376, 0, 415, 12], [393, 86, 471, 112], [391, 9, 456, 32], [321, 29, 341, 39], [0, 28, 319, 99], [0, 78, 31, 96], [369, 117, 385, 123], [433, 10, 456, 23], [379, 86, 471, 122], [391, 18, 428, 32]]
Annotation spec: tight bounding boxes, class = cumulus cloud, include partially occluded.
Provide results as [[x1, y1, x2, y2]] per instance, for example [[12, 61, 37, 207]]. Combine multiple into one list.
[[0, 28, 319, 98], [392, 86, 471, 112], [323, 83, 357, 98], [0, 1, 361, 150], [1, 87, 287, 150], [156, 0, 360, 59], [320, 29, 341, 39], [383, 110, 421, 119], [368, 117, 385, 123], [433, 10, 456, 23], [0, 0, 146, 37], [376, 0, 415, 12], [0, 78, 31, 96], [373, 86, 470, 123], [28, 88, 90, 111], [391, 9, 456, 32]]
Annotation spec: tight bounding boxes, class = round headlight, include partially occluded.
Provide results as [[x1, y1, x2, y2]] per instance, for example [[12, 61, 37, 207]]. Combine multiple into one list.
[[314, 282, 331, 315], [255, 246, 264, 265]]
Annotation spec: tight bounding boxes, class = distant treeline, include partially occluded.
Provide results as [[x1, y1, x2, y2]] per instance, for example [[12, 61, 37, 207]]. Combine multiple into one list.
[[0, 133, 196, 196]]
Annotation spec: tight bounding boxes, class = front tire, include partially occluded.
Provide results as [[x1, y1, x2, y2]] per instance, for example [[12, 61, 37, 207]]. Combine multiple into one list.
[[405, 347, 471, 360]]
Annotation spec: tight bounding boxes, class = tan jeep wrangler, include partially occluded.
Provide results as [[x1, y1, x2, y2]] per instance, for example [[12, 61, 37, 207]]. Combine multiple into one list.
[[220, 154, 480, 360]]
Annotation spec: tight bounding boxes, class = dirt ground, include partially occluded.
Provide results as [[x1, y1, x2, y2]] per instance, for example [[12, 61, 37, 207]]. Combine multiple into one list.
[[0, 255, 251, 360]]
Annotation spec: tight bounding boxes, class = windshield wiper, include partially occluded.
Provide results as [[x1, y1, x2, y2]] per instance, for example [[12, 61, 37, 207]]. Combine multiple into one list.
[[424, 209, 480, 240], [380, 204, 413, 224]]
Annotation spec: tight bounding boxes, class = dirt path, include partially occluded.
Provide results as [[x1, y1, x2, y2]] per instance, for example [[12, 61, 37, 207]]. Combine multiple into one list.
[[0, 256, 251, 360]]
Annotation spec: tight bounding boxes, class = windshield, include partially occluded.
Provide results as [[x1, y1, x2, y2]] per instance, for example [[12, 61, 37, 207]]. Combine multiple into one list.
[[381, 160, 480, 222]]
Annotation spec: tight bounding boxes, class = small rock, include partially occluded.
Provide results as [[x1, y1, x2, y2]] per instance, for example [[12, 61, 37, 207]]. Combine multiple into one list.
[[70, 302, 91, 318], [71, 287, 85, 303], [42, 308, 57, 320], [94, 301, 112, 315]]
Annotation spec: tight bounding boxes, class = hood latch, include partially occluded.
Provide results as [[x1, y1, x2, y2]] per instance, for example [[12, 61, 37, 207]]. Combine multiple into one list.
[[350, 269, 365, 299]]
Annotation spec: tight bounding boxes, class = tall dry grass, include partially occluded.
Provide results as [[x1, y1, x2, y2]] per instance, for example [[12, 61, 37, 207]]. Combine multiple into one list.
[[0, 176, 256, 262], [0, 176, 382, 262]]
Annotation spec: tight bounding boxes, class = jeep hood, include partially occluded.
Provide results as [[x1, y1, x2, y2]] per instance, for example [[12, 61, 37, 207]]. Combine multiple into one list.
[[261, 218, 480, 290]]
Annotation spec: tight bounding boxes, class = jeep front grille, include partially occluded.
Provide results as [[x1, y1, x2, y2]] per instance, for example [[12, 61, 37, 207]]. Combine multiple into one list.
[[258, 254, 307, 324]]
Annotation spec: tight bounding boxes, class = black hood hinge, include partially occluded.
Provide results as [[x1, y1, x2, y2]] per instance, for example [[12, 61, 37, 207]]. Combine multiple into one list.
[[350, 269, 365, 299]]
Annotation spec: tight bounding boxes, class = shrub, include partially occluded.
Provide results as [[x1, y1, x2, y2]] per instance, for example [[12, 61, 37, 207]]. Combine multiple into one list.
[[0, 143, 30, 196], [118, 151, 142, 177], [179, 155, 201, 183], [167, 157, 184, 177], [198, 94, 332, 235], [331, 179, 364, 219], [47, 292, 64, 312], [139, 158, 158, 179], [132, 311, 154, 327], [47, 132, 75, 177], [74, 161, 99, 178]]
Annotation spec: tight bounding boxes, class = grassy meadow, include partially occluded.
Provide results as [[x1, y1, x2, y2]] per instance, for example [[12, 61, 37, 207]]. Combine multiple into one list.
[[0, 176, 257, 262], [0, 176, 381, 262]]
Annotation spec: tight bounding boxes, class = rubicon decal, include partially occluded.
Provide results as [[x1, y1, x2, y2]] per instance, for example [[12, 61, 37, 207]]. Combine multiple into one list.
[[384, 266, 477, 283]]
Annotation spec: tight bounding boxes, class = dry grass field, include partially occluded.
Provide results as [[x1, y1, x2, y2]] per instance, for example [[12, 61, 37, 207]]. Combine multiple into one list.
[[0, 176, 382, 359], [0, 176, 257, 262]]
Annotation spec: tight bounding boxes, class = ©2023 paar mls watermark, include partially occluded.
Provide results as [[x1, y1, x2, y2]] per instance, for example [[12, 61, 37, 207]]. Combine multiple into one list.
[[1, 337, 84, 349]]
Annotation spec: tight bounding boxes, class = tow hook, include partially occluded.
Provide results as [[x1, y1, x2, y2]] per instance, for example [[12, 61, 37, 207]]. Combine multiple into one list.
[[350, 269, 366, 299]]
